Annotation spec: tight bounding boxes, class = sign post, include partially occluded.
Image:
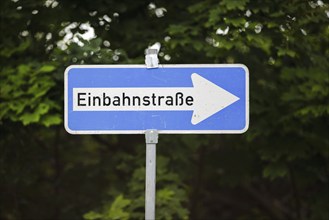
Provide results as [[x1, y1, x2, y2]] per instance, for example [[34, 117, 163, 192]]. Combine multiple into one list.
[[64, 63, 249, 219], [145, 130, 158, 220]]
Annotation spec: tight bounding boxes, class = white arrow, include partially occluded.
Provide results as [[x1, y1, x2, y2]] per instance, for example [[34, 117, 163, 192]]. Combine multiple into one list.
[[72, 73, 239, 125], [190, 73, 239, 125]]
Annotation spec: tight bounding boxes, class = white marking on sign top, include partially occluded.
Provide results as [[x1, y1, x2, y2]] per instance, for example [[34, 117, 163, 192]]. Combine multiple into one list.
[[73, 73, 239, 125]]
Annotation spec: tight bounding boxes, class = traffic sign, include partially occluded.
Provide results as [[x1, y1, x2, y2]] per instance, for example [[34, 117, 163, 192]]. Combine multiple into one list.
[[64, 64, 249, 134]]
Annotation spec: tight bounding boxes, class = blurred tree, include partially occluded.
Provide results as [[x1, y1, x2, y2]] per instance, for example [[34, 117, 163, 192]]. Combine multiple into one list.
[[0, 0, 328, 220]]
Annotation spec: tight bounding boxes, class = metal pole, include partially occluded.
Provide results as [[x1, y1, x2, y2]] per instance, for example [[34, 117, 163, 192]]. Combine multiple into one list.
[[145, 129, 158, 220]]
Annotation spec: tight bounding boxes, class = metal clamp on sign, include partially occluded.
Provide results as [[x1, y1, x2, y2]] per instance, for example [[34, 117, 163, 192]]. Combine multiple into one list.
[[145, 48, 159, 69]]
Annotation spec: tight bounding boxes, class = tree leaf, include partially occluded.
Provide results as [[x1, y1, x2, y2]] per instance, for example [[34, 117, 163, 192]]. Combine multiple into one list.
[[39, 65, 56, 73], [41, 114, 62, 127]]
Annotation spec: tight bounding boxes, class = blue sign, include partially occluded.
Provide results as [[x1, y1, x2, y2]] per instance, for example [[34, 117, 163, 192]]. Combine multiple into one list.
[[64, 64, 249, 134]]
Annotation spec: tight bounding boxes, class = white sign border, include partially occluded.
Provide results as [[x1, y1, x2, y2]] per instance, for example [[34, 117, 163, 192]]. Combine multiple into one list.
[[64, 64, 249, 134]]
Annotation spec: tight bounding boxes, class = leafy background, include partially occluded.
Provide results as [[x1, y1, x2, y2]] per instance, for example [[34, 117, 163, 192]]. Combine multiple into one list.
[[0, 0, 328, 219]]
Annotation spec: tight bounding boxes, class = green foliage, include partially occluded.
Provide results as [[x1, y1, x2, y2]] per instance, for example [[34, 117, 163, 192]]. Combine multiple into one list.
[[83, 212, 103, 220], [83, 155, 189, 220], [83, 195, 131, 220], [0, 63, 60, 126], [263, 162, 288, 180], [221, 0, 250, 11]]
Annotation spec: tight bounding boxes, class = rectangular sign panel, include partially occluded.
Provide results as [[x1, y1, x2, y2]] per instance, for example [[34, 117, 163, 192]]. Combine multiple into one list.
[[64, 64, 249, 134]]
